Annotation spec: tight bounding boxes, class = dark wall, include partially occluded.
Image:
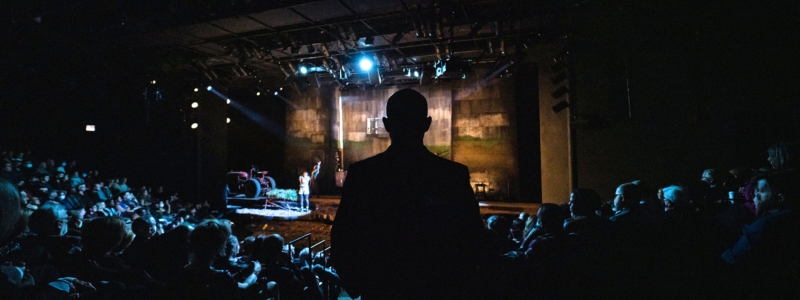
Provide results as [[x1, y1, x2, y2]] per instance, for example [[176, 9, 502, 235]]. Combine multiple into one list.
[[225, 89, 287, 189], [567, 0, 800, 200]]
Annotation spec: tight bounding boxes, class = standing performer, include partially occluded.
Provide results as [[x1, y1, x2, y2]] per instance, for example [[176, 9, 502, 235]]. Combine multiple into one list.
[[298, 171, 311, 212], [311, 160, 321, 197]]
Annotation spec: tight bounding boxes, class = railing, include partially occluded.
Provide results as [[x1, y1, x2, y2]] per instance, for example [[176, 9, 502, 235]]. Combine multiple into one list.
[[286, 233, 338, 299], [310, 240, 326, 254], [287, 233, 312, 251]]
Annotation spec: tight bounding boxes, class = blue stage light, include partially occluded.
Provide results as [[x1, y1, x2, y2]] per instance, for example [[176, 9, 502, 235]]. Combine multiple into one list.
[[207, 86, 212, 91], [359, 58, 373, 71], [299, 66, 308, 75]]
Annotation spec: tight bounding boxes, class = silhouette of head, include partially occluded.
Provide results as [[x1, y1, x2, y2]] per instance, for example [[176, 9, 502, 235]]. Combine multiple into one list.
[[383, 89, 432, 145]]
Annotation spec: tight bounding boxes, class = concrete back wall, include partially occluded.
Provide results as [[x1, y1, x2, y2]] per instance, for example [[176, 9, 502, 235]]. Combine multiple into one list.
[[285, 68, 526, 201], [452, 70, 519, 201]]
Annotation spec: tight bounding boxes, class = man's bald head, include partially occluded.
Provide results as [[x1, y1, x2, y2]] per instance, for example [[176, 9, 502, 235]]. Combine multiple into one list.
[[383, 89, 432, 145], [386, 89, 428, 121]]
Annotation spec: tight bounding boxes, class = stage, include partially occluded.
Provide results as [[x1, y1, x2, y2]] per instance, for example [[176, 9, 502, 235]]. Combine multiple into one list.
[[228, 196, 541, 249]]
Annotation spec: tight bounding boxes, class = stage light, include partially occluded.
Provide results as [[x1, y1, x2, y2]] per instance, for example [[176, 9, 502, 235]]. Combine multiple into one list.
[[414, 70, 420, 78], [226, 118, 230, 123], [206, 86, 212, 91], [256, 92, 261, 96], [299, 66, 308, 75], [191, 123, 198, 129], [194, 88, 199, 92], [279, 87, 283, 91], [274, 91, 278, 96], [85, 125, 95, 132], [151, 80, 156, 84], [359, 57, 373, 71], [226, 99, 231, 104], [191, 102, 198, 108]]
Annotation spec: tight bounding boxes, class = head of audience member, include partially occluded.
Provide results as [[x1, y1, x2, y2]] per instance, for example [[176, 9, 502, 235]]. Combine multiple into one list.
[[19, 190, 29, 205], [298, 247, 312, 267], [67, 208, 85, 233], [240, 236, 256, 260], [58, 190, 66, 201], [753, 171, 800, 216], [569, 188, 602, 218], [47, 190, 58, 201], [76, 183, 87, 194], [223, 235, 240, 261], [257, 234, 284, 264], [0, 179, 25, 245], [3, 162, 11, 173], [510, 218, 525, 241], [767, 142, 796, 170], [487, 215, 511, 238], [382, 88, 432, 146], [82, 217, 129, 257], [71, 171, 80, 179], [662, 185, 689, 212], [55, 171, 65, 180], [701, 169, 722, 188], [132, 216, 157, 240], [28, 203, 69, 236], [189, 219, 232, 266], [536, 204, 566, 235], [613, 182, 642, 212]]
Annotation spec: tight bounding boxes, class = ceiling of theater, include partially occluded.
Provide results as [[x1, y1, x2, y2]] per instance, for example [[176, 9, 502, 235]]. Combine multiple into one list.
[[4, 0, 569, 89]]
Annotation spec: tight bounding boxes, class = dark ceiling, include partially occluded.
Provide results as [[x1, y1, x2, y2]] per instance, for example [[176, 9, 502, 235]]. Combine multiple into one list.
[[3, 0, 566, 90]]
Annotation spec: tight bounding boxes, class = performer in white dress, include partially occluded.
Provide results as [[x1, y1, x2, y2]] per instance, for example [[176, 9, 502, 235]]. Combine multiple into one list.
[[298, 172, 311, 212]]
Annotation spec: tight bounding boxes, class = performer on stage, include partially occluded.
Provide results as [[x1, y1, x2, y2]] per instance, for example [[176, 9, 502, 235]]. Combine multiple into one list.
[[311, 160, 321, 197], [298, 171, 311, 212]]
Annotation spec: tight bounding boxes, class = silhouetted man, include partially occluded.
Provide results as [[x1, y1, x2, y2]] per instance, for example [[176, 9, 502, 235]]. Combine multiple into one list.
[[331, 89, 483, 299]]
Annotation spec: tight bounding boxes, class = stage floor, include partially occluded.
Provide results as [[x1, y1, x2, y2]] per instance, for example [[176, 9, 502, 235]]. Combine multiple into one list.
[[232, 196, 541, 251]]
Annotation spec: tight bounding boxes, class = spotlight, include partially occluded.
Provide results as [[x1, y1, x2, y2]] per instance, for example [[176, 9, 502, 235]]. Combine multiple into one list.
[[191, 123, 198, 129], [299, 66, 308, 75], [414, 70, 420, 78], [274, 91, 278, 96], [206, 86, 212, 91], [359, 57, 373, 71], [279, 87, 283, 91], [191, 102, 198, 108], [256, 92, 261, 96], [226, 118, 230, 123], [226, 99, 231, 104], [151, 80, 156, 84], [194, 88, 199, 92]]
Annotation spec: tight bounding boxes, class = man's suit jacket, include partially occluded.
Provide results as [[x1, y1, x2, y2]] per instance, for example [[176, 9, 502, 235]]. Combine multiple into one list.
[[331, 144, 483, 299]]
